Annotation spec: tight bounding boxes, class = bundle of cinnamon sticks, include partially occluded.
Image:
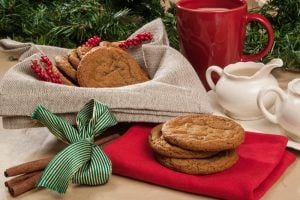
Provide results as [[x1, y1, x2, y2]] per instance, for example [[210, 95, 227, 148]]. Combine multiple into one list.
[[4, 134, 120, 197]]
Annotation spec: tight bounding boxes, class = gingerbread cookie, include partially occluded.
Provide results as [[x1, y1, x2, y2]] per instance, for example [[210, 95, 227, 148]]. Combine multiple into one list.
[[68, 49, 80, 70], [77, 46, 92, 59], [77, 46, 149, 88], [149, 124, 218, 158], [155, 149, 238, 175], [55, 55, 77, 82], [99, 41, 122, 48], [162, 114, 245, 152], [111, 41, 122, 48], [99, 41, 112, 47], [51, 65, 75, 86]]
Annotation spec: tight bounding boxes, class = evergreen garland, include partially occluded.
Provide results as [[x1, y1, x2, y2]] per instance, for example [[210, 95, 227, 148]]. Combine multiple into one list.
[[244, 0, 300, 70], [0, 0, 177, 48], [0, 0, 298, 69]]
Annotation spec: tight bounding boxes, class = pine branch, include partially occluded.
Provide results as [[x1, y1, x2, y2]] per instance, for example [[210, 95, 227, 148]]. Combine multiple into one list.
[[244, 0, 300, 70], [0, 0, 168, 48]]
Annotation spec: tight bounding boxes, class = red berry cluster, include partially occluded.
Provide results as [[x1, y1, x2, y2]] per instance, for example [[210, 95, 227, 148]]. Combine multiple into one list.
[[31, 55, 63, 84], [83, 36, 101, 47], [119, 32, 153, 49]]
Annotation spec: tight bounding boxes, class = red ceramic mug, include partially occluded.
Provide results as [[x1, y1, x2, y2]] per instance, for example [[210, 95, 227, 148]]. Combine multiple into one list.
[[176, 0, 274, 90]]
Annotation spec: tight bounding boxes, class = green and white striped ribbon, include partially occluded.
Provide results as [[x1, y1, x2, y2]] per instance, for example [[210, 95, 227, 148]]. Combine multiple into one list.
[[32, 99, 117, 194]]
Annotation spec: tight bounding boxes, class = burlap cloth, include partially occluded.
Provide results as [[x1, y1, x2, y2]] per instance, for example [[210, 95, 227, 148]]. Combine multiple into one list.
[[0, 19, 212, 129]]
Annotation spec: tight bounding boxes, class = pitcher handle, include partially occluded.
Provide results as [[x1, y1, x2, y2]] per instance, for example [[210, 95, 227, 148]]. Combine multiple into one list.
[[241, 13, 274, 61], [257, 86, 286, 124], [205, 66, 223, 91]]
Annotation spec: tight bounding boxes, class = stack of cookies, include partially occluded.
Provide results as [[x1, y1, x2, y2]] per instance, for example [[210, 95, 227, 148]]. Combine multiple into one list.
[[149, 114, 245, 175], [54, 41, 149, 87]]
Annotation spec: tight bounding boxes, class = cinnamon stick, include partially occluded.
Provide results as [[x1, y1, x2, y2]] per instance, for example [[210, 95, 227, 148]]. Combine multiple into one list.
[[5, 171, 40, 188], [4, 133, 120, 178], [4, 157, 52, 177], [4, 133, 120, 198], [8, 171, 42, 197]]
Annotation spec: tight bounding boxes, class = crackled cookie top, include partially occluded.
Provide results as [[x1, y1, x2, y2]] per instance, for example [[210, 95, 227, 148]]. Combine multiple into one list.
[[149, 124, 218, 159], [161, 114, 245, 151], [77, 46, 149, 88]]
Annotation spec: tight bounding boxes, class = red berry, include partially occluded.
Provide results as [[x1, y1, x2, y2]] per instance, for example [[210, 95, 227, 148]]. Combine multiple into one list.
[[118, 32, 152, 49], [83, 36, 101, 47]]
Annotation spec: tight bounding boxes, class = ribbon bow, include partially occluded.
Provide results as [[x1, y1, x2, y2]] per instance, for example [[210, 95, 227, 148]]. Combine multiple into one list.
[[31, 99, 117, 194]]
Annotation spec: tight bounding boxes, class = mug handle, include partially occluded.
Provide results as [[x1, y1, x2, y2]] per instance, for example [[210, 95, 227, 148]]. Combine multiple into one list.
[[205, 66, 223, 91], [257, 86, 286, 124], [241, 13, 274, 62]]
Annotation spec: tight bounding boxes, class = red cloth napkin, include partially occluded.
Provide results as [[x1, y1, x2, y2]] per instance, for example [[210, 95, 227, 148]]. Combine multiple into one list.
[[103, 124, 295, 200]]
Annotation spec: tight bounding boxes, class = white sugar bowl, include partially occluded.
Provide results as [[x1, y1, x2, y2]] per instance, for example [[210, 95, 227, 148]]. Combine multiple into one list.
[[258, 78, 300, 142]]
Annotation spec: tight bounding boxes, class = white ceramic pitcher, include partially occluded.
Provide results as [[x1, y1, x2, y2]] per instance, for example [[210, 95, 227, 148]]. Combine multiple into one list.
[[206, 59, 283, 120], [258, 79, 300, 142]]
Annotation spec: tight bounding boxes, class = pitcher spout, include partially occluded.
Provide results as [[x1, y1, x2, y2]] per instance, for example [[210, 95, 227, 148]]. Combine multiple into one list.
[[253, 58, 283, 78]]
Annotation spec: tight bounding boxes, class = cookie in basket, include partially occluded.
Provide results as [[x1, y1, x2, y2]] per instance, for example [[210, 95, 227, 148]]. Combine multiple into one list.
[[155, 149, 238, 175], [161, 114, 245, 152], [77, 46, 149, 88], [99, 41, 122, 48], [55, 55, 77, 82], [149, 124, 218, 158], [68, 49, 81, 70], [77, 46, 92, 59], [51, 65, 75, 86]]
